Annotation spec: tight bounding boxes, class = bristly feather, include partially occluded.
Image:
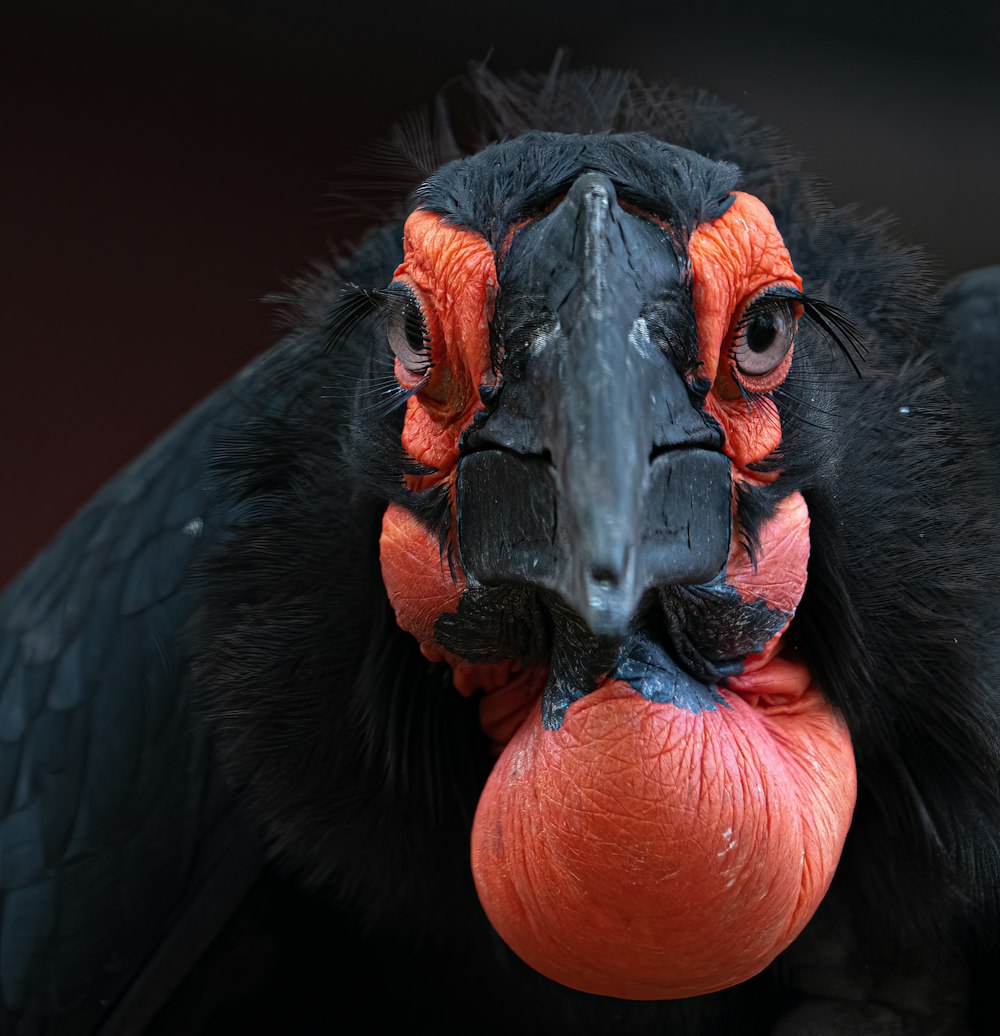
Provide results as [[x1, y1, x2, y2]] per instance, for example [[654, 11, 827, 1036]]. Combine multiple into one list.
[[324, 96, 463, 225], [192, 64, 1000, 1031]]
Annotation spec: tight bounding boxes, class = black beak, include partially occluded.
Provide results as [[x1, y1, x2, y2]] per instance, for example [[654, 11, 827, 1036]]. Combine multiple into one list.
[[458, 173, 730, 639]]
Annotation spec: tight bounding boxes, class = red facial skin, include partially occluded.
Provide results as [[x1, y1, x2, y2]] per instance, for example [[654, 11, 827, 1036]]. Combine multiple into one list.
[[393, 210, 497, 487], [380, 503, 547, 753], [379, 195, 857, 1000]]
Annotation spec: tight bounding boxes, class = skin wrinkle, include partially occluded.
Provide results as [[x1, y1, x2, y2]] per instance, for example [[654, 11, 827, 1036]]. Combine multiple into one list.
[[473, 677, 854, 998]]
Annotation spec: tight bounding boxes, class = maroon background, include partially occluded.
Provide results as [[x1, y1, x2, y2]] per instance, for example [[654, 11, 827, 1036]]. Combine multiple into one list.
[[3, 2, 998, 587]]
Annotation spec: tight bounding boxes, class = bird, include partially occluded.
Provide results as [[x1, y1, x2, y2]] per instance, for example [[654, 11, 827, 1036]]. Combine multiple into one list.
[[2, 63, 999, 1034]]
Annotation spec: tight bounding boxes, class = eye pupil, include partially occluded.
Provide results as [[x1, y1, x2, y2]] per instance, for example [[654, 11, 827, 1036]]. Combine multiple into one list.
[[746, 312, 778, 353], [403, 303, 427, 351]]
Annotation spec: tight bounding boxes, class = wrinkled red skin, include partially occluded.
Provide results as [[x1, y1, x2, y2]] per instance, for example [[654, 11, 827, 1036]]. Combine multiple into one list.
[[474, 677, 855, 999], [380, 504, 547, 752], [379, 194, 857, 1000]]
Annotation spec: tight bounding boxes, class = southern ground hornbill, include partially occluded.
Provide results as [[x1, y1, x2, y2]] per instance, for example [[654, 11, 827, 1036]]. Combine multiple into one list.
[[2, 66, 1000, 1034]]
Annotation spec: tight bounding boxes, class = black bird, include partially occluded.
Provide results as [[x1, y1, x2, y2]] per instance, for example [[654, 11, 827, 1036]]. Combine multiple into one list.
[[2, 66, 1000, 1034]]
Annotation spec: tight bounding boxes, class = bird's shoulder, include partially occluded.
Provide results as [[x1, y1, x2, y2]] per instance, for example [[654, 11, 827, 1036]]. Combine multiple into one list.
[[0, 379, 259, 1031]]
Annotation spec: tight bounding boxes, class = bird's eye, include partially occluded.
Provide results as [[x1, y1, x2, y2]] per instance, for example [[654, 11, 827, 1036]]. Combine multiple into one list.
[[732, 295, 799, 378], [386, 282, 432, 378]]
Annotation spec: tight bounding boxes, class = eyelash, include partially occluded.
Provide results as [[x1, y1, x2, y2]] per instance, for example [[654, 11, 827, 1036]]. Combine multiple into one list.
[[384, 282, 433, 378], [728, 287, 865, 389], [325, 282, 434, 375], [756, 287, 865, 371]]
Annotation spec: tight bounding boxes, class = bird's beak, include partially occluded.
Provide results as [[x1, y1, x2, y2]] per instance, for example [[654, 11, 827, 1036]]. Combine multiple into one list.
[[457, 173, 730, 639]]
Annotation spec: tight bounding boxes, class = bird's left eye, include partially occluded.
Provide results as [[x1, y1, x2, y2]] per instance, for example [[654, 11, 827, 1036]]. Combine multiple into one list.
[[386, 282, 432, 378], [732, 295, 799, 378]]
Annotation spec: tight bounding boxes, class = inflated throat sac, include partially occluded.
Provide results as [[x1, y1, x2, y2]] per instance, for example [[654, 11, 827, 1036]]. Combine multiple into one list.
[[379, 495, 856, 1001]]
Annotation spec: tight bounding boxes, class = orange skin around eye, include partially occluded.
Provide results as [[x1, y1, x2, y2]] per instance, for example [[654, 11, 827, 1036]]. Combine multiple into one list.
[[689, 191, 802, 470], [392, 211, 497, 484]]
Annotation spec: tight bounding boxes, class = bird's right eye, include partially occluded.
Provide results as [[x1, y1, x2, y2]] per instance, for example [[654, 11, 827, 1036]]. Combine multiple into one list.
[[386, 282, 432, 380], [732, 294, 800, 380]]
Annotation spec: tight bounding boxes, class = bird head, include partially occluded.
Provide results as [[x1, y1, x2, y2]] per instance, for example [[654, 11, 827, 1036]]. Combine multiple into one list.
[[367, 132, 858, 999]]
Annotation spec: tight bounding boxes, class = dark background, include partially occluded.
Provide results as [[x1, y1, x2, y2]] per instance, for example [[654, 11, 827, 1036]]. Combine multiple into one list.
[[3, 1, 998, 587]]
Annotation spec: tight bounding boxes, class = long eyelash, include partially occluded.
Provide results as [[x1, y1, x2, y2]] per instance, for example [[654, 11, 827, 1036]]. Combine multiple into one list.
[[746, 286, 867, 376], [771, 383, 835, 430], [802, 297, 867, 375], [731, 372, 780, 422], [356, 377, 428, 419], [322, 285, 430, 417], [325, 284, 432, 368], [322, 369, 428, 419], [394, 291, 433, 375], [324, 284, 383, 352], [733, 293, 793, 337], [728, 287, 867, 418]]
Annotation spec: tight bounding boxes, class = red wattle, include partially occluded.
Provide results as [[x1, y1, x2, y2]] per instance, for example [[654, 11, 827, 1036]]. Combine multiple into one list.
[[471, 676, 856, 1000]]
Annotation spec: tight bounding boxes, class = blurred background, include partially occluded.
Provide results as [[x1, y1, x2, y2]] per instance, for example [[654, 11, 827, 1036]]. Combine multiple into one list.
[[3, 0, 998, 586]]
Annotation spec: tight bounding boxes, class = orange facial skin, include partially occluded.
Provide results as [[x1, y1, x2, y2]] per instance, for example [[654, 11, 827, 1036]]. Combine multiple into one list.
[[379, 196, 856, 1002], [689, 192, 803, 470], [393, 210, 497, 485], [728, 492, 812, 679]]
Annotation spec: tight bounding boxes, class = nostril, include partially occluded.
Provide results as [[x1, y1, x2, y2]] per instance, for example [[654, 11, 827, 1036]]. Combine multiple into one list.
[[590, 563, 622, 584], [589, 545, 630, 585]]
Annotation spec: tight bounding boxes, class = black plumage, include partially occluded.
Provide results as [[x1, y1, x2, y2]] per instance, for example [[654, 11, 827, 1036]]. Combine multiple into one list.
[[2, 66, 1000, 1033]]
